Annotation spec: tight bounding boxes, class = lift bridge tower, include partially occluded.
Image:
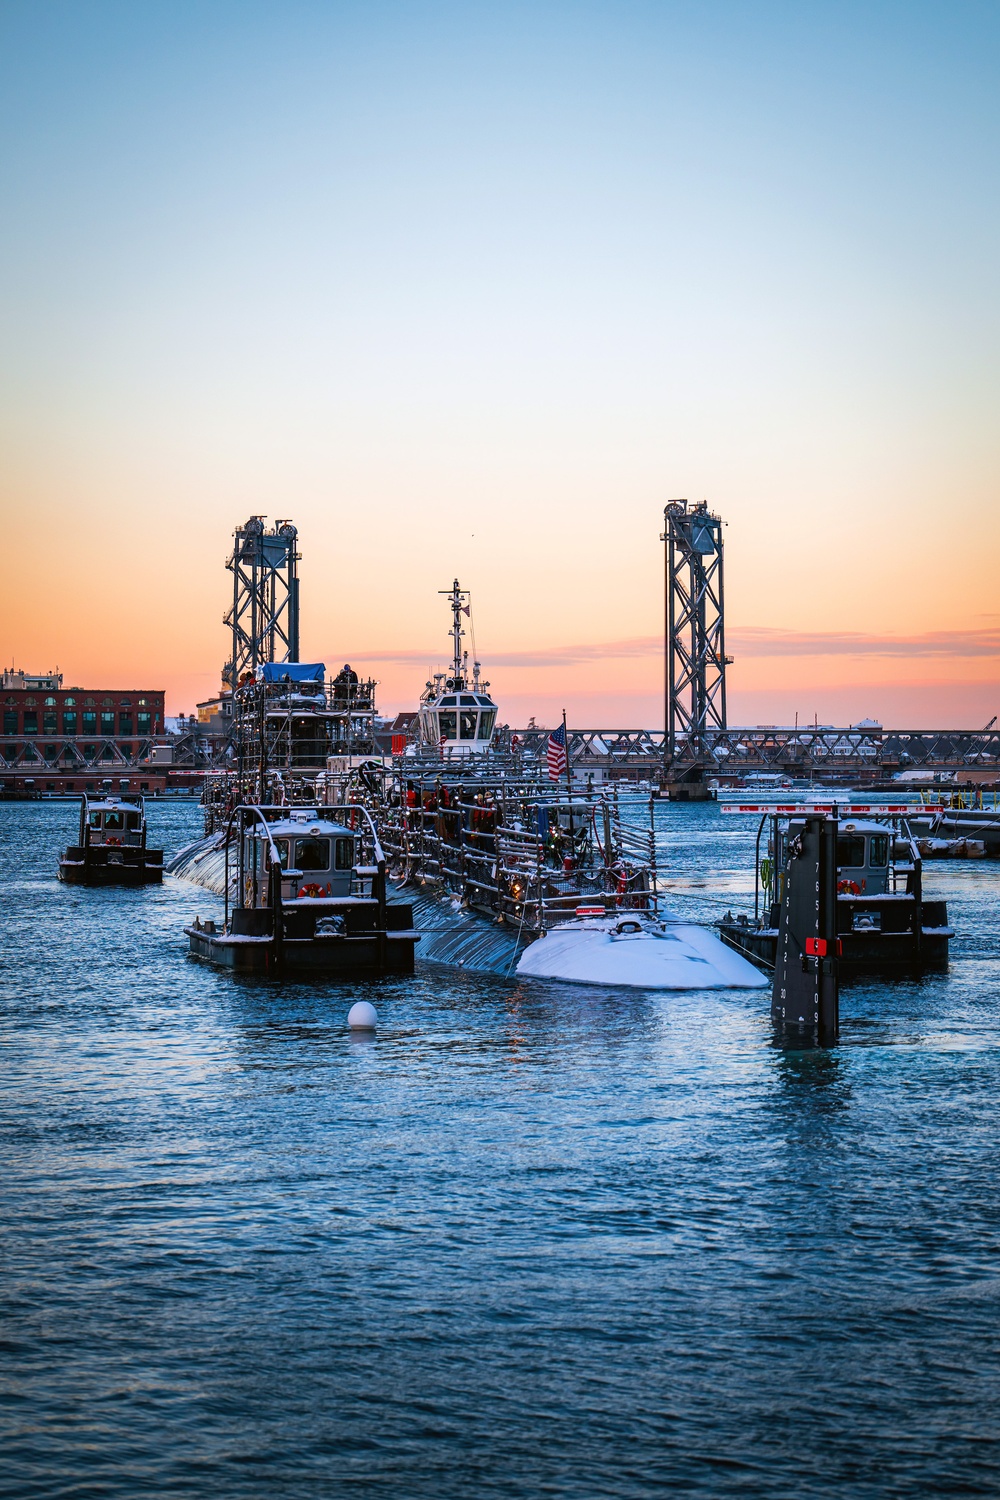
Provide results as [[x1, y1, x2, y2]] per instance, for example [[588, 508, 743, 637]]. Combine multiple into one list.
[[223, 517, 300, 696], [662, 499, 730, 777]]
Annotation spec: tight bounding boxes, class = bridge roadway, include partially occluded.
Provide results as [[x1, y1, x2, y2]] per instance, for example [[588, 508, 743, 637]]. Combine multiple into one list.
[[511, 726, 1000, 776]]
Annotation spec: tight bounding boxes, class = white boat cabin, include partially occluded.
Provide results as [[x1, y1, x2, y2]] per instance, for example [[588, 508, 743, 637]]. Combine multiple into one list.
[[245, 811, 359, 903], [82, 797, 145, 847], [775, 817, 893, 897], [416, 579, 498, 757]]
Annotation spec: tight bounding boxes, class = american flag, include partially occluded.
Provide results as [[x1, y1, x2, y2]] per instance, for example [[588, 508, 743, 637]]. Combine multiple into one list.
[[547, 723, 567, 781]]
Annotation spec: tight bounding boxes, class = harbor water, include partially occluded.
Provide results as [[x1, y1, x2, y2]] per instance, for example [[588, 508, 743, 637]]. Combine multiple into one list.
[[3, 798, 1000, 1498]]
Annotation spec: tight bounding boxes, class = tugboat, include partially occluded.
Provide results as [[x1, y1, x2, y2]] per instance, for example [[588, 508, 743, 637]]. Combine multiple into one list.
[[717, 801, 953, 976], [414, 581, 499, 757], [181, 802, 418, 975], [58, 794, 163, 885]]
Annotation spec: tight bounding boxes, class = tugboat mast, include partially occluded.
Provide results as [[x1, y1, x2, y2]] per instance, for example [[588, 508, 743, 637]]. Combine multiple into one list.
[[441, 579, 470, 691]]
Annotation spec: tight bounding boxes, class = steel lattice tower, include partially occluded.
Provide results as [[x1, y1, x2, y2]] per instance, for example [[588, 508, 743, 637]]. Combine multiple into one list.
[[662, 499, 729, 763], [223, 517, 300, 695]]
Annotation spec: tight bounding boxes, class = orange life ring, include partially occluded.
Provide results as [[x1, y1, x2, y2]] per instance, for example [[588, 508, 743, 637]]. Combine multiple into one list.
[[298, 883, 324, 898], [837, 879, 861, 896]]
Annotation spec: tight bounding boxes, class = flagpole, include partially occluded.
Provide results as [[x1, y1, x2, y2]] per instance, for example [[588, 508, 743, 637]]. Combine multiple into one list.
[[562, 709, 575, 851]]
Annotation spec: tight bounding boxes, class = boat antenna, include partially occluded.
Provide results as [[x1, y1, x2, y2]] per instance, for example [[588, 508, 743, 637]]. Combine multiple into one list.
[[439, 578, 470, 691]]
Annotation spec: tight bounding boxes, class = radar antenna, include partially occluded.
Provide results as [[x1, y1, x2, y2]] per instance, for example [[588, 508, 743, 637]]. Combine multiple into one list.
[[439, 579, 471, 691]]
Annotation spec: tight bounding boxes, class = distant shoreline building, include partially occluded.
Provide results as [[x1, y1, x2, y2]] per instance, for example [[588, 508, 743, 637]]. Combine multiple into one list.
[[0, 667, 186, 796]]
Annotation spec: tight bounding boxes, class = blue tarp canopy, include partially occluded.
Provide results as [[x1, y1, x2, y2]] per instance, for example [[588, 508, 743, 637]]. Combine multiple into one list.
[[259, 662, 325, 683]]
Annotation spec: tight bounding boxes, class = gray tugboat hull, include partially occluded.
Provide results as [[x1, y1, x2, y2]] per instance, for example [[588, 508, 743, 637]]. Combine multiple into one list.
[[719, 897, 952, 977], [184, 925, 417, 975], [59, 847, 163, 886]]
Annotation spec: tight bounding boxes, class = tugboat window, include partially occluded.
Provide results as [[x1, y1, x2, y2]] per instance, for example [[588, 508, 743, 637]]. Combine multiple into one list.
[[869, 834, 889, 868], [89, 812, 102, 828], [105, 811, 124, 830], [459, 711, 477, 740], [295, 837, 329, 871], [271, 839, 290, 868], [334, 838, 353, 870], [439, 711, 457, 739], [836, 835, 866, 868], [479, 712, 496, 739]]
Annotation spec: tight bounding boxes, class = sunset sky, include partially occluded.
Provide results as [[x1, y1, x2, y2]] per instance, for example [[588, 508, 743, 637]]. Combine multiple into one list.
[[1, 0, 998, 728]]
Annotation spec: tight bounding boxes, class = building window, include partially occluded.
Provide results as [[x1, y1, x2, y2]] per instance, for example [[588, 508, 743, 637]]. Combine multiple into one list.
[[25, 696, 37, 707], [3, 746, 15, 761], [64, 696, 76, 707], [43, 745, 58, 762], [119, 714, 133, 735], [23, 711, 38, 734], [137, 712, 152, 733], [44, 696, 57, 707], [120, 744, 133, 757], [83, 744, 96, 761], [120, 698, 131, 707], [138, 697, 148, 706], [140, 781, 149, 791], [43, 712, 57, 734], [82, 711, 97, 734], [102, 697, 113, 708], [100, 712, 115, 734], [4, 696, 14, 706], [62, 711, 77, 735], [3, 712, 16, 735], [84, 697, 95, 707], [66, 782, 75, 791]]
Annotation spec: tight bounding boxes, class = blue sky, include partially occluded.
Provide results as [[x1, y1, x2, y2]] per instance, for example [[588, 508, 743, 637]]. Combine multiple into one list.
[[1, 1, 998, 724]]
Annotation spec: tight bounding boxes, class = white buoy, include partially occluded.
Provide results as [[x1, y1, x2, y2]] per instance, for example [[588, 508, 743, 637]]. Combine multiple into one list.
[[348, 1000, 378, 1031]]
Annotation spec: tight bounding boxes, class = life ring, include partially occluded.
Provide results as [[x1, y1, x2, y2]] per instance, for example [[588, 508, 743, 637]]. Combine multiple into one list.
[[105, 836, 121, 847], [298, 883, 325, 898], [837, 878, 861, 896]]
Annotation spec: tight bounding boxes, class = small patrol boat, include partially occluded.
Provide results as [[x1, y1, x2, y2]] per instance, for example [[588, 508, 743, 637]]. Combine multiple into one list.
[[717, 801, 953, 976], [58, 794, 163, 885], [179, 803, 418, 976]]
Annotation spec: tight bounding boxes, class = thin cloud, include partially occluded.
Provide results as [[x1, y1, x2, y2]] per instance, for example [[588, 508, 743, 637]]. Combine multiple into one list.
[[730, 626, 1000, 659], [343, 626, 1000, 668]]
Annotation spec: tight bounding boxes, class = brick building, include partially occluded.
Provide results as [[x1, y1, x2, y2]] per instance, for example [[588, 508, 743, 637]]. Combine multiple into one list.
[[0, 668, 179, 796]]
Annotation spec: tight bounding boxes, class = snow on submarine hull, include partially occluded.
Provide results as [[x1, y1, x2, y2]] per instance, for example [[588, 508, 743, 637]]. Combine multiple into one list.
[[515, 915, 769, 990]]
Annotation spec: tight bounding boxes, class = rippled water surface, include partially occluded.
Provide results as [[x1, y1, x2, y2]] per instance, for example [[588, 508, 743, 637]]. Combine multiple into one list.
[[3, 798, 1000, 1498]]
